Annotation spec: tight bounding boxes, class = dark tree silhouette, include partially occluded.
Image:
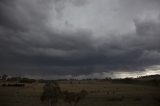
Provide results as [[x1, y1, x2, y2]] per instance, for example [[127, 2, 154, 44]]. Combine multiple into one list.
[[2, 74, 8, 80], [40, 82, 61, 106], [74, 90, 88, 106], [62, 89, 88, 106]]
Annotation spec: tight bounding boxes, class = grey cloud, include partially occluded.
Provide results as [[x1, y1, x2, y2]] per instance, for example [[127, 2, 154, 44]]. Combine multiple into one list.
[[0, 0, 160, 78], [71, 0, 89, 7], [0, 0, 59, 31]]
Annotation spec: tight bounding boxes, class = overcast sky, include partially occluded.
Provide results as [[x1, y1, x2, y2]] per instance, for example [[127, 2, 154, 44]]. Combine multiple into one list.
[[0, 0, 160, 79]]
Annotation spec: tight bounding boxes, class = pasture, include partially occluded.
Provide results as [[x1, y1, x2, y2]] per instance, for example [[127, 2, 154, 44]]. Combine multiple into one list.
[[0, 81, 160, 106]]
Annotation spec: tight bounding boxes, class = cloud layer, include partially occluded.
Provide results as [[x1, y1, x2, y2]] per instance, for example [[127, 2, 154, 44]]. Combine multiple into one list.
[[0, 0, 160, 78]]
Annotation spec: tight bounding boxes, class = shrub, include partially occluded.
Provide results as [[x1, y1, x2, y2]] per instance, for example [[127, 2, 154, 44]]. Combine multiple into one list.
[[41, 82, 61, 106], [62, 89, 88, 106]]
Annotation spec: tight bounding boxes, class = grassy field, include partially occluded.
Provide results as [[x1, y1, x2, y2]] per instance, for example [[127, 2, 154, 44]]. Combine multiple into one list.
[[0, 81, 160, 106]]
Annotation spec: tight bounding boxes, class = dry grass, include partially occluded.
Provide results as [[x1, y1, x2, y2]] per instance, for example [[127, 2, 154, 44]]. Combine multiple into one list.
[[0, 81, 160, 106]]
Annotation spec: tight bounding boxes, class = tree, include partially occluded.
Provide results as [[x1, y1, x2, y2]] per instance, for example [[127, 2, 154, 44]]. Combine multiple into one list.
[[2, 74, 8, 80], [41, 82, 61, 106]]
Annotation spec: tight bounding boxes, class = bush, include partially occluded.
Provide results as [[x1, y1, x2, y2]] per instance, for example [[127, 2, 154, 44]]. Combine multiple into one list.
[[41, 82, 61, 106], [62, 89, 88, 106]]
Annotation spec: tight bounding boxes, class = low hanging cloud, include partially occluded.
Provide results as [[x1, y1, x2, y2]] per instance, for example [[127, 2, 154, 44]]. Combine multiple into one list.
[[0, 0, 160, 78]]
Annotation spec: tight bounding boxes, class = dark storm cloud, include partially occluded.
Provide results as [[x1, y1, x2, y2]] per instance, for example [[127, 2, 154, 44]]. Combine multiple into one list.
[[0, 0, 50, 30], [0, 0, 160, 78]]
